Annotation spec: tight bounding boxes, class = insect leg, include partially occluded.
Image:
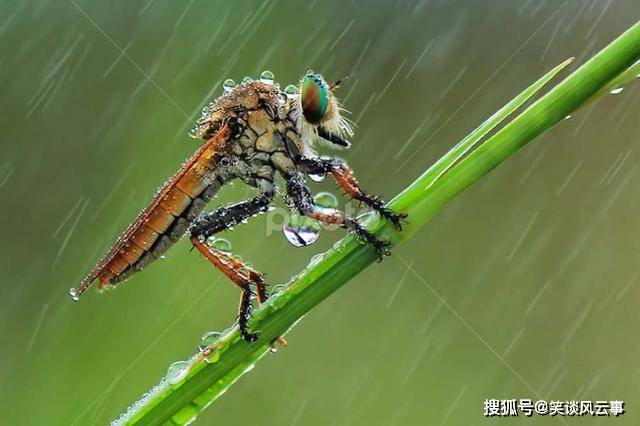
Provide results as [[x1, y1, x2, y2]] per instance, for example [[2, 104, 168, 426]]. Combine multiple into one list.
[[190, 237, 263, 341], [283, 171, 391, 261], [190, 180, 275, 238], [190, 179, 274, 342], [295, 157, 407, 230]]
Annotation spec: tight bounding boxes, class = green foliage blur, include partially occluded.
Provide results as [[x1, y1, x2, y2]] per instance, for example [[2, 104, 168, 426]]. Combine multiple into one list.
[[1, 1, 639, 424]]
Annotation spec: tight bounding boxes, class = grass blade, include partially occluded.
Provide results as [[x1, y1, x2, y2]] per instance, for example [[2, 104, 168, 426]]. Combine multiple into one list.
[[424, 56, 574, 189]]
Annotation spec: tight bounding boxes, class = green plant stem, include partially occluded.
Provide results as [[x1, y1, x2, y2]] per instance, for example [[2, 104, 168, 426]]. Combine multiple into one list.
[[118, 20, 640, 426]]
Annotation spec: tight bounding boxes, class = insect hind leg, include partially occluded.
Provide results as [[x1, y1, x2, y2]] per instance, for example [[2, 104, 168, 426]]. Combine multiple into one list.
[[190, 236, 266, 341], [190, 179, 274, 342]]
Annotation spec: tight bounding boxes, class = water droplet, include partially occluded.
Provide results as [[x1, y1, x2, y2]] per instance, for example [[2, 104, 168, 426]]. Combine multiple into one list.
[[232, 265, 249, 280], [199, 331, 223, 363], [166, 360, 190, 385], [242, 76, 253, 83], [207, 237, 231, 253], [564, 115, 572, 120], [200, 330, 222, 346], [259, 70, 274, 84], [314, 192, 338, 209], [610, 87, 624, 95], [69, 288, 79, 301], [284, 84, 297, 99], [223, 79, 236, 93], [308, 171, 326, 182], [271, 284, 287, 295], [269, 346, 277, 353], [307, 253, 325, 268], [283, 214, 320, 247]]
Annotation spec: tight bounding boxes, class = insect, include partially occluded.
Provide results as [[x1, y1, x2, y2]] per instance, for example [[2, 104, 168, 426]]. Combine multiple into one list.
[[71, 70, 406, 341]]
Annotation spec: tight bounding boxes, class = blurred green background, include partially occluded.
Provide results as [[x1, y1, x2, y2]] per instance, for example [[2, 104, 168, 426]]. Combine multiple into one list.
[[2, 1, 640, 424]]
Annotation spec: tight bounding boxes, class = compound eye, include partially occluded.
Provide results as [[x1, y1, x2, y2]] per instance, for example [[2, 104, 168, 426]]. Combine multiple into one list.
[[300, 72, 328, 125]]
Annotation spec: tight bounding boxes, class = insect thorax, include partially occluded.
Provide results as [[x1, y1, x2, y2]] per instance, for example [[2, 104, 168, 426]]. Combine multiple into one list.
[[191, 81, 307, 183]]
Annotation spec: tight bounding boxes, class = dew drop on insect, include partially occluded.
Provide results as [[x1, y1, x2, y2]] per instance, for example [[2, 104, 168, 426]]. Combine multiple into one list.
[[259, 70, 274, 84], [207, 237, 231, 253], [314, 192, 338, 209], [166, 360, 190, 385], [223, 79, 236, 93], [308, 171, 326, 182], [283, 214, 320, 247], [237, 267, 250, 280], [242, 76, 253, 83], [69, 288, 79, 301], [610, 87, 624, 95], [284, 84, 297, 99]]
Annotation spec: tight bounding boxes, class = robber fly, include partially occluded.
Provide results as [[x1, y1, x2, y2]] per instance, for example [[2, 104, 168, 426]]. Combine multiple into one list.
[[72, 70, 406, 341]]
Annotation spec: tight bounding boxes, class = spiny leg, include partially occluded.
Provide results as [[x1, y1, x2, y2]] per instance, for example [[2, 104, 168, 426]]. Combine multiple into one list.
[[190, 179, 274, 342], [295, 156, 407, 230], [191, 237, 263, 341], [191, 179, 275, 238], [283, 171, 390, 261]]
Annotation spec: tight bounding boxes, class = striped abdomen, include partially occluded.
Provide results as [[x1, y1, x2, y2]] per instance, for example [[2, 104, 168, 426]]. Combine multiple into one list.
[[75, 127, 229, 296]]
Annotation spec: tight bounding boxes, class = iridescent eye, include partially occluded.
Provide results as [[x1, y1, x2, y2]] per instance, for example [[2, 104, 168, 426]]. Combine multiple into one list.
[[300, 71, 329, 125]]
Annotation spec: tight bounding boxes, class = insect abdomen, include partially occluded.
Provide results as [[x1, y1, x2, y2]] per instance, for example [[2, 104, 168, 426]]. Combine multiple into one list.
[[105, 180, 221, 285], [76, 127, 231, 297]]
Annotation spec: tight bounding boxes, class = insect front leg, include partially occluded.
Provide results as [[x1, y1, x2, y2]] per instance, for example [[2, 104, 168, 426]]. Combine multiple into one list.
[[295, 156, 407, 230], [191, 179, 275, 238], [282, 171, 391, 261], [190, 179, 274, 342]]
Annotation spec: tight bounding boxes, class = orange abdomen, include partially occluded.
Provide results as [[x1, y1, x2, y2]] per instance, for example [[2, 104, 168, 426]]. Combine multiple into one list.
[[75, 127, 230, 296]]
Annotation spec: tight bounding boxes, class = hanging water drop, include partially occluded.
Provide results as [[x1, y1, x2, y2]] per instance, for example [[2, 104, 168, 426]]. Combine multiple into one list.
[[166, 360, 190, 385], [610, 87, 624, 95], [223, 79, 236, 93], [259, 70, 274, 84], [283, 213, 321, 247], [308, 171, 326, 182], [69, 288, 79, 301]]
